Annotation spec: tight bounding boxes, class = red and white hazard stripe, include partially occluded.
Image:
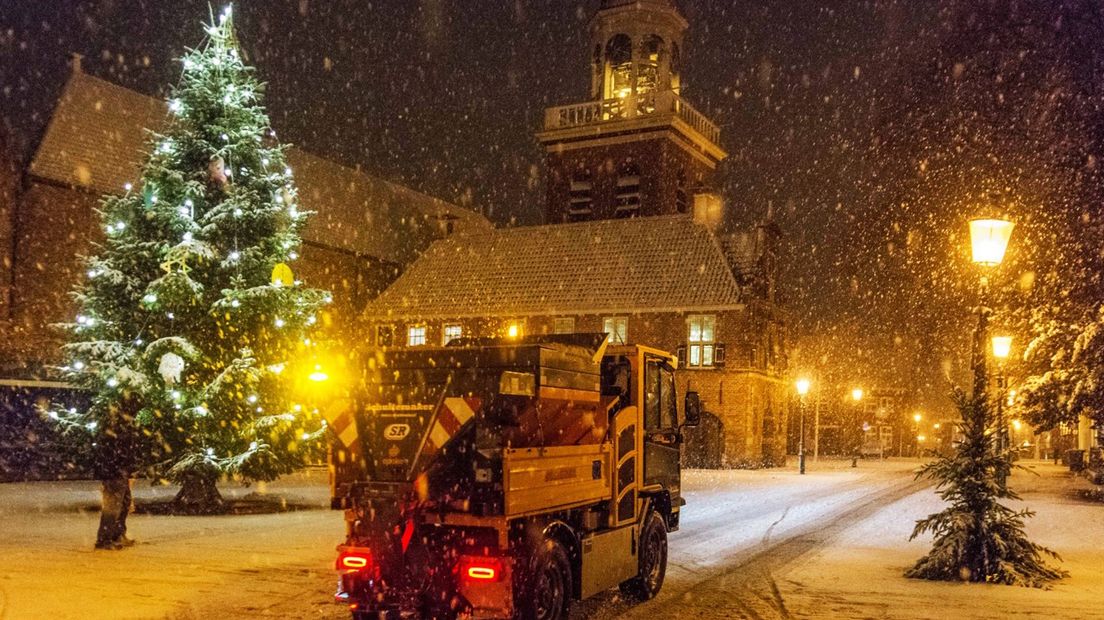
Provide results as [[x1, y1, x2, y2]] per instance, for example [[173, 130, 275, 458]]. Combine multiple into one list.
[[425, 397, 480, 453]]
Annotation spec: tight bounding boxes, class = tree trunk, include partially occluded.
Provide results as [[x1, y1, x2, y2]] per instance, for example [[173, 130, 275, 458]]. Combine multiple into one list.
[[173, 473, 225, 514]]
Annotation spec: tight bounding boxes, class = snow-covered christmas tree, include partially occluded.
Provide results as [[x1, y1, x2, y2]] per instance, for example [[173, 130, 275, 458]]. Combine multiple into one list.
[[55, 5, 329, 512]]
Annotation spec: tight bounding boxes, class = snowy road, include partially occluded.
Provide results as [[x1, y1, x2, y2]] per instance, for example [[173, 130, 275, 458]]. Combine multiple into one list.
[[3, 460, 1101, 619]]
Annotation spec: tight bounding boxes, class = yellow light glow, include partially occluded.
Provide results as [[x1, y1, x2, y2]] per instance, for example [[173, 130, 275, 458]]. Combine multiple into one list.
[[934, 423, 941, 429], [969, 218, 1014, 266], [851, 388, 864, 402], [795, 378, 811, 396], [616, 88, 631, 99], [991, 335, 1013, 360], [506, 323, 520, 339], [913, 412, 922, 423], [1012, 419, 1023, 431], [308, 364, 329, 382], [917, 434, 926, 442]]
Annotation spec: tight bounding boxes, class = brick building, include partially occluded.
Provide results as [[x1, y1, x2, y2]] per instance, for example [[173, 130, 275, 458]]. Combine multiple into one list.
[[0, 60, 489, 477], [363, 215, 789, 466]]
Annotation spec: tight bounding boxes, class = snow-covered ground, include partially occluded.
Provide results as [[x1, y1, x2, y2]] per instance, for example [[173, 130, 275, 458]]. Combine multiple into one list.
[[0, 459, 1100, 619]]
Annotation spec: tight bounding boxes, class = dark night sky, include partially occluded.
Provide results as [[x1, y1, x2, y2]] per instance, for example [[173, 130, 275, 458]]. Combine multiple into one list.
[[3, 0, 1102, 415]]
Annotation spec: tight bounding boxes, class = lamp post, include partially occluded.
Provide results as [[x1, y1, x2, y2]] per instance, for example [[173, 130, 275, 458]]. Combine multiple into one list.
[[796, 378, 810, 474], [851, 388, 864, 465], [913, 412, 922, 457], [968, 217, 1014, 459], [991, 335, 1013, 487], [991, 335, 1012, 453]]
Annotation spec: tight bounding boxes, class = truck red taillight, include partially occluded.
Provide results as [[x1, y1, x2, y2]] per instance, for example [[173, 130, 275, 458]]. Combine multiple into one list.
[[458, 556, 504, 582], [336, 546, 373, 573]]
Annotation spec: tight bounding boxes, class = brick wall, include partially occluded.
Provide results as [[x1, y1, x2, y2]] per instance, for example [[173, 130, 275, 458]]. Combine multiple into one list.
[[8, 182, 100, 364], [0, 145, 16, 324], [544, 135, 714, 223]]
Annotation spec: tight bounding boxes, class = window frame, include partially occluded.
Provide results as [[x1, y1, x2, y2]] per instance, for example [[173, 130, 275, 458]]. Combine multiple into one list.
[[376, 324, 395, 347], [407, 324, 427, 347], [553, 317, 576, 335], [603, 316, 629, 345], [442, 323, 462, 345], [686, 314, 717, 368]]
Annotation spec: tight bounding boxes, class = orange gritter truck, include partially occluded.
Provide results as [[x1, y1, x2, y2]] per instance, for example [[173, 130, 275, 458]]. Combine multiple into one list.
[[327, 334, 700, 620]]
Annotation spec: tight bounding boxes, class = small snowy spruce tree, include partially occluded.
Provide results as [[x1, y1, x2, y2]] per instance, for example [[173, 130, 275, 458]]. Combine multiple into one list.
[[55, 6, 329, 512], [907, 390, 1065, 587]]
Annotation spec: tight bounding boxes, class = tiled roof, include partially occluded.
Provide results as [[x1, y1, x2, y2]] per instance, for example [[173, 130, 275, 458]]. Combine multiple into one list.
[[365, 215, 744, 319], [27, 70, 490, 263]]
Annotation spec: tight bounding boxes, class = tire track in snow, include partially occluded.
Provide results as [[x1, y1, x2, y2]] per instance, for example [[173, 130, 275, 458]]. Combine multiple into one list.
[[604, 476, 932, 620]]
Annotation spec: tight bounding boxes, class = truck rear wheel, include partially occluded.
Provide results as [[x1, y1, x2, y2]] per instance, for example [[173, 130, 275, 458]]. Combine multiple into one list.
[[519, 539, 572, 620], [620, 511, 667, 601]]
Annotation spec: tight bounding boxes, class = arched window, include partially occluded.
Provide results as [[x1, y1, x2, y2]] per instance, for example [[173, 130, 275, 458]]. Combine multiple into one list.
[[670, 42, 681, 92], [675, 170, 689, 214], [615, 163, 642, 218], [591, 44, 603, 98], [638, 35, 663, 109], [605, 34, 633, 101], [568, 170, 593, 222]]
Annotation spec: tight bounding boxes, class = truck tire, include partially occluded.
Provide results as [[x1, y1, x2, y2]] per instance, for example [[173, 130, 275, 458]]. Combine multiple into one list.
[[620, 511, 667, 601], [518, 539, 572, 620]]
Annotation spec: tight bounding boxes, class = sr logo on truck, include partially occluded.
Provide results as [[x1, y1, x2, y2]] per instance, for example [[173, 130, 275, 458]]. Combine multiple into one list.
[[383, 423, 410, 440]]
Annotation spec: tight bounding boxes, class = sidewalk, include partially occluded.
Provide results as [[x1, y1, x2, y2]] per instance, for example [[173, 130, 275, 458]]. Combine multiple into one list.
[[776, 460, 1104, 619], [0, 469, 346, 619]]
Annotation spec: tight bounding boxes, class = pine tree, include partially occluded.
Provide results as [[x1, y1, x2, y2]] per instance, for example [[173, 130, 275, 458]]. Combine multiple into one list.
[[906, 390, 1066, 587], [54, 6, 329, 513]]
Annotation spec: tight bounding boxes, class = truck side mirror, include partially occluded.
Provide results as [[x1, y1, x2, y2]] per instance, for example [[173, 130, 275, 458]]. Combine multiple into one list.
[[683, 392, 701, 427]]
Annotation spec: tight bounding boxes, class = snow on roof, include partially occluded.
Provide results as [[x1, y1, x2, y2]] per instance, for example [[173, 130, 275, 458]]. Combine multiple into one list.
[[365, 214, 744, 320], [27, 70, 491, 264]]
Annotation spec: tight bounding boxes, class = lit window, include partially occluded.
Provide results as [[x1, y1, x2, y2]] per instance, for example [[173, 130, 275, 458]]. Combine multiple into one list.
[[505, 320, 524, 339], [407, 325, 427, 346], [553, 317, 576, 334], [603, 317, 628, 344], [442, 324, 462, 345], [687, 315, 716, 367]]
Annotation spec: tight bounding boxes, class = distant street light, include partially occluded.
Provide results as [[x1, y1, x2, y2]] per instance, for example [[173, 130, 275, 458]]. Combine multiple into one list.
[[796, 378, 810, 474], [852, 388, 864, 402]]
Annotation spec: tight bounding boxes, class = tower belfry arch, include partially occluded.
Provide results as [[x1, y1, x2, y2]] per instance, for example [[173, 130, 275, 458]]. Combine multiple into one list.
[[538, 0, 726, 223]]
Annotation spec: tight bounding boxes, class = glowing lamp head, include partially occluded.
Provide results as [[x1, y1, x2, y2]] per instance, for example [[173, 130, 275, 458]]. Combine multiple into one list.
[[913, 412, 922, 423], [506, 323, 520, 339], [795, 378, 811, 396], [851, 388, 864, 402], [1012, 419, 1023, 431], [308, 364, 329, 382], [968, 218, 1014, 267], [991, 335, 1013, 360]]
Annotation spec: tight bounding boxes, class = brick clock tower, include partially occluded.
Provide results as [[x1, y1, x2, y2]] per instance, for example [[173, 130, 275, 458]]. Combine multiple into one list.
[[537, 0, 726, 224]]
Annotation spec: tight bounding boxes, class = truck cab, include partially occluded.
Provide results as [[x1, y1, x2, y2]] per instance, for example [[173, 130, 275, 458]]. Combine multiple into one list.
[[329, 335, 700, 620]]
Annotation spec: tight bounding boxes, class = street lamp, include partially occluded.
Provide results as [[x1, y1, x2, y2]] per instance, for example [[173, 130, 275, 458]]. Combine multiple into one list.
[[968, 217, 1014, 440], [991, 335, 1013, 485], [796, 378, 810, 475]]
